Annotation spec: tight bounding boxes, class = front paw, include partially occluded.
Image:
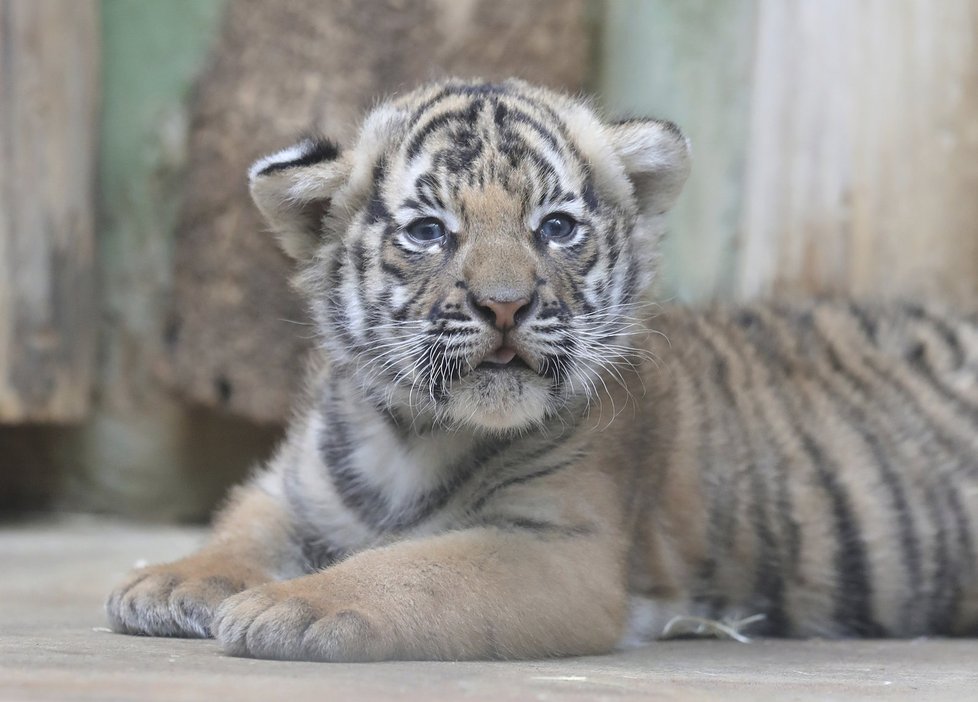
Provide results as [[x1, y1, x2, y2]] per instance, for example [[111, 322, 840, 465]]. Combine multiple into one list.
[[106, 564, 250, 638], [213, 582, 385, 662]]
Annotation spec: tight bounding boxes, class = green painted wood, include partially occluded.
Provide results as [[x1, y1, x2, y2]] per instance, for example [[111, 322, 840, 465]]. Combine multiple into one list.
[[60, 0, 281, 521], [98, 0, 225, 391], [596, 0, 757, 302]]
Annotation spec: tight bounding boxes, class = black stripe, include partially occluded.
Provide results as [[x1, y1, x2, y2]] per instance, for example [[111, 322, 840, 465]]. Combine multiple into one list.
[[802, 435, 884, 636], [689, 317, 788, 635], [671, 335, 730, 619], [734, 311, 807, 575], [499, 104, 565, 157], [392, 276, 431, 321], [945, 485, 976, 572], [380, 260, 406, 282], [325, 264, 360, 350], [364, 192, 391, 226], [351, 239, 369, 276], [905, 341, 978, 427], [750, 308, 885, 636], [405, 85, 456, 129], [470, 454, 578, 513], [393, 437, 519, 531], [254, 137, 340, 177], [841, 305, 978, 472], [504, 91, 586, 165], [804, 305, 972, 462], [297, 533, 347, 572], [496, 129, 569, 188], [578, 249, 600, 278], [282, 463, 346, 573], [923, 484, 954, 633], [905, 303, 965, 369], [794, 316, 926, 630], [405, 100, 483, 159], [319, 383, 522, 532], [474, 515, 594, 537], [321, 384, 390, 528]]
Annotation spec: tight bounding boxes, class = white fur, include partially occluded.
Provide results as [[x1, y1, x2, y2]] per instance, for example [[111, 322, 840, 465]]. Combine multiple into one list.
[[247, 139, 318, 181]]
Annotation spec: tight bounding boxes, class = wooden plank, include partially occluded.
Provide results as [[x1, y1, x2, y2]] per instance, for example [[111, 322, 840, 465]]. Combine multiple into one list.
[[0, 0, 99, 422], [597, 0, 759, 302], [737, 0, 978, 302], [598, 0, 978, 305]]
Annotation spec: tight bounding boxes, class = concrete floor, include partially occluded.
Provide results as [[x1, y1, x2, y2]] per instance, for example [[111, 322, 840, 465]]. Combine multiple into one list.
[[2, 516, 976, 701]]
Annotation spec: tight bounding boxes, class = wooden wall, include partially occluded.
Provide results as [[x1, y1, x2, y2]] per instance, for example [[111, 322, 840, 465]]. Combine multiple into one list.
[[599, 0, 978, 304], [0, 0, 99, 422], [2, 0, 976, 518]]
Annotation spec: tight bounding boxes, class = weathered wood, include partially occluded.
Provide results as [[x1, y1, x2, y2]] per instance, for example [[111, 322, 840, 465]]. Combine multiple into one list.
[[738, 0, 978, 302], [59, 0, 269, 522], [600, 0, 978, 305], [0, 0, 99, 422]]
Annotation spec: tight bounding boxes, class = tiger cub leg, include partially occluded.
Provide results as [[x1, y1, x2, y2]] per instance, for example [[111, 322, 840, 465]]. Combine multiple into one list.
[[211, 525, 628, 661], [106, 484, 295, 638]]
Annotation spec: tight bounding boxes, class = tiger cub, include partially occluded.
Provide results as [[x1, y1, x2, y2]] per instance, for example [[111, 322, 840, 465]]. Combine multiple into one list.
[[106, 78, 978, 661]]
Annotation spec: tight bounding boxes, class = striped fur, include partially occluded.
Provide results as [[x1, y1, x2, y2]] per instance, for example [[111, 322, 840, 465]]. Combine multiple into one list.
[[106, 79, 978, 661], [626, 301, 978, 641]]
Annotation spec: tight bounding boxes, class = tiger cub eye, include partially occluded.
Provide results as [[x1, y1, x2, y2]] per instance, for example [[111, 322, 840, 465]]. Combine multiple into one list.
[[536, 213, 577, 244], [405, 218, 447, 245]]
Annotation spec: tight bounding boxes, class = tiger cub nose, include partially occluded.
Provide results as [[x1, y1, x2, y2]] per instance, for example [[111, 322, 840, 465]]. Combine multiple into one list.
[[468, 293, 534, 331]]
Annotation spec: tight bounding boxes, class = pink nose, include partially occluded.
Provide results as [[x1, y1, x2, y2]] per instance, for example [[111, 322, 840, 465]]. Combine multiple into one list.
[[476, 297, 531, 330]]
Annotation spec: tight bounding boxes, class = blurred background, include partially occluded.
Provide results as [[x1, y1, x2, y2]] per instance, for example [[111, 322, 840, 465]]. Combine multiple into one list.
[[1, 0, 976, 522]]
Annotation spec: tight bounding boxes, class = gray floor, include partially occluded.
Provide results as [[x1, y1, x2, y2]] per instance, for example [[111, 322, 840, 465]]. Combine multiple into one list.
[[2, 516, 976, 702]]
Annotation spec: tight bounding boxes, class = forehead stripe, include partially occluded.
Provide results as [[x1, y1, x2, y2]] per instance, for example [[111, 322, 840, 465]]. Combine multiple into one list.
[[405, 100, 484, 159], [499, 104, 565, 156]]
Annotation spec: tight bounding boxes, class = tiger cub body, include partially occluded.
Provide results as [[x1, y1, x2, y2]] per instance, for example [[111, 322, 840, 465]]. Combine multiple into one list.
[[106, 79, 978, 661]]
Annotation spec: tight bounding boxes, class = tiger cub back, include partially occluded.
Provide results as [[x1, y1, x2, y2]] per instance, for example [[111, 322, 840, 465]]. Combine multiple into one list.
[[626, 299, 978, 640]]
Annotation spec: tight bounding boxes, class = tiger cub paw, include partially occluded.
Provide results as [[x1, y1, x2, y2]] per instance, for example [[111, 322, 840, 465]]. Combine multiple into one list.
[[106, 560, 256, 638], [212, 581, 387, 662]]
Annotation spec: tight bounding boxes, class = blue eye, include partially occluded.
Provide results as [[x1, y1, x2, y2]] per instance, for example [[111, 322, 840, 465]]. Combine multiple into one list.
[[536, 213, 577, 243], [405, 218, 447, 245]]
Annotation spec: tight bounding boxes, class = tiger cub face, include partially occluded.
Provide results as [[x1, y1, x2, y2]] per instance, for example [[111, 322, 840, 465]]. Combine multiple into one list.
[[249, 79, 690, 431]]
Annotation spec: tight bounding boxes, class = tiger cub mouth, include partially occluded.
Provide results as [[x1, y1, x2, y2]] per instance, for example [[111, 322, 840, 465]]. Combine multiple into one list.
[[477, 346, 533, 372]]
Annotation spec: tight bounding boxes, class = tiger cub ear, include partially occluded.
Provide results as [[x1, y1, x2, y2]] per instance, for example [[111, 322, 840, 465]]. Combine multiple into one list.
[[607, 119, 691, 217], [248, 137, 350, 260]]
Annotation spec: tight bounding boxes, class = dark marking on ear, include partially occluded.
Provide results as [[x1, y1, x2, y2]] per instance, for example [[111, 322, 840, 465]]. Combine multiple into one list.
[[613, 116, 686, 140], [254, 137, 341, 178]]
